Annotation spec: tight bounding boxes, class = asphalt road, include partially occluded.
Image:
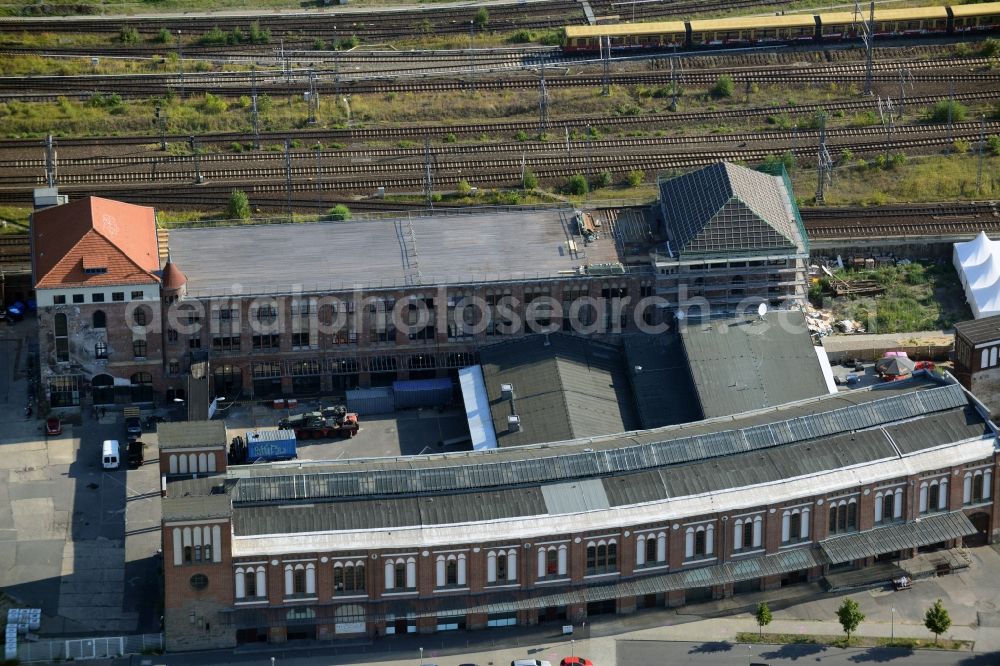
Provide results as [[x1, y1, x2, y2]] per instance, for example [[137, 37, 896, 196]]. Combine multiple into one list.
[[618, 640, 1000, 666]]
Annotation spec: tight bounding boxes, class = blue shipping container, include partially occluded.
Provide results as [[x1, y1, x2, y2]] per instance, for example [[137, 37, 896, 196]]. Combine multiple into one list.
[[246, 429, 297, 461], [346, 387, 395, 415], [393, 378, 454, 409]]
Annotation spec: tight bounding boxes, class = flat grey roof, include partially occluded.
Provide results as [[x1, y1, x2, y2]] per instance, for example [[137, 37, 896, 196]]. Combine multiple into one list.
[[680, 311, 830, 419], [168, 210, 622, 296], [157, 420, 227, 450], [622, 333, 699, 428]]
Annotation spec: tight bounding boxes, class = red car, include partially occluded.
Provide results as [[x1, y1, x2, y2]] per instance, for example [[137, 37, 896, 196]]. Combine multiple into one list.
[[560, 659, 594, 666], [45, 417, 62, 436]]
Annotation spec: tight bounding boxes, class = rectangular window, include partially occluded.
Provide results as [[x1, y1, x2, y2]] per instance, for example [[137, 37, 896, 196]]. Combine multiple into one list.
[[112, 292, 125, 302], [131, 290, 143, 300], [291, 332, 311, 348], [188, 337, 202, 349], [167, 328, 178, 342], [212, 336, 241, 352], [72, 294, 84, 304], [92, 293, 105, 303], [133, 339, 147, 359], [252, 334, 281, 350], [53, 295, 66, 305], [134, 310, 147, 326], [168, 361, 180, 374], [95, 341, 108, 359]]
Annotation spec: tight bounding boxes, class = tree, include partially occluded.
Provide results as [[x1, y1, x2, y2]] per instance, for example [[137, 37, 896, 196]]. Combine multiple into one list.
[[119, 25, 141, 44], [928, 100, 967, 123], [924, 599, 951, 644], [227, 189, 250, 221], [523, 168, 539, 190], [596, 170, 613, 188], [327, 204, 351, 221], [711, 74, 734, 99], [566, 174, 588, 196], [626, 170, 644, 187], [755, 601, 772, 638], [836, 598, 864, 641], [473, 7, 489, 31]]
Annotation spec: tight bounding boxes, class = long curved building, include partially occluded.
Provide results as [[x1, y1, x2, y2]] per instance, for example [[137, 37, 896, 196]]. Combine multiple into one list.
[[161, 372, 998, 651]]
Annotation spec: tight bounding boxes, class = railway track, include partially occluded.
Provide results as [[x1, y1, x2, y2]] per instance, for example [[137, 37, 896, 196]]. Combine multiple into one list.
[[0, 129, 985, 197], [4, 56, 995, 100], [3, 121, 995, 174]]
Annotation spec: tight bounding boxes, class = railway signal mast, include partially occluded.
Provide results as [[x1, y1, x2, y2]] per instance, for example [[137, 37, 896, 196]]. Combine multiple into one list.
[[877, 95, 895, 164], [423, 137, 434, 209], [601, 35, 611, 96], [284, 139, 293, 219], [815, 114, 833, 204], [539, 63, 549, 135], [251, 68, 261, 150], [306, 68, 319, 125], [978, 114, 987, 195], [43, 134, 56, 188], [897, 68, 912, 118]]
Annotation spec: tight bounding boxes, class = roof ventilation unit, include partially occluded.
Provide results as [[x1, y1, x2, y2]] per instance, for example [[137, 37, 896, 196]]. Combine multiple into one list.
[[500, 383, 514, 400], [507, 415, 521, 432]]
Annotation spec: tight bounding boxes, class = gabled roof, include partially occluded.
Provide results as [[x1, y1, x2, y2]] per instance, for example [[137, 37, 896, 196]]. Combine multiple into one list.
[[660, 162, 805, 255], [32, 196, 160, 289], [479, 334, 641, 447]]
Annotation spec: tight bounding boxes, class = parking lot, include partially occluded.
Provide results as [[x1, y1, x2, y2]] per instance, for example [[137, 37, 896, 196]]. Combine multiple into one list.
[[221, 398, 473, 460], [0, 320, 162, 637]]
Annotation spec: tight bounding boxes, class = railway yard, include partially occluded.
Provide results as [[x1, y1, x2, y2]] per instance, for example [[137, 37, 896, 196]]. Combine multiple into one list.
[[0, 0, 999, 320]]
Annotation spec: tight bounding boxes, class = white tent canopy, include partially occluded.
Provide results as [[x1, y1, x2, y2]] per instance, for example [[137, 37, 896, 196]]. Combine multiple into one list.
[[954, 232, 1000, 318]]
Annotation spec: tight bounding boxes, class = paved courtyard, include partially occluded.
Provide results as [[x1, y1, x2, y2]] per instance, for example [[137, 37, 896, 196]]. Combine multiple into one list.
[[0, 320, 162, 637]]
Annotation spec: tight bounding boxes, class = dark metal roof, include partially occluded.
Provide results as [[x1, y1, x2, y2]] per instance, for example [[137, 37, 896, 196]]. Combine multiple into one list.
[[479, 334, 641, 447], [680, 311, 830, 419], [229, 381, 971, 507], [955, 315, 1000, 345], [659, 162, 805, 255], [622, 333, 700, 428], [820, 512, 977, 564], [885, 405, 990, 455]]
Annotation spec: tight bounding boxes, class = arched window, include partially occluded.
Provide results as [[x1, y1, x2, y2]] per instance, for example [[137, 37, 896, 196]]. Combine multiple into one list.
[[694, 528, 706, 557], [458, 554, 468, 586], [753, 516, 764, 547], [685, 528, 695, 559], [557, 545, 568, 576], [446, 558, 458, 586], [636, 535, 646, 566], [919, 482, 929, 513], [607, 541, 617, 569], [992, 347, 998, 367], [985, 469, 993, 500], [983, 349, 990, 368], [929, 482, 940, 511], [586, 543, 597, 573], [973, 472, 985, 503], [847, 500, 857, 530], [235, 568, 247, 599], [742, 521, 753, 550], [537, 548, 546, 579], [92, 310, 106, 329], [781, 512, 791, 543], [828, 504, 837, 533], [875, 492, 884, 523], [435, 556, 446, 588], [790, 512, 802, 541], [496, 551, 507, 581], [596, 542, 607, 572], [488, 551, 499, 583], [305, 563, 316, 595], [384, 561, 394, 590], [293, 567, 306, 595], [893, 488, 904, 519], [405, 557, 416, 589], [646, 534, 658, 563]]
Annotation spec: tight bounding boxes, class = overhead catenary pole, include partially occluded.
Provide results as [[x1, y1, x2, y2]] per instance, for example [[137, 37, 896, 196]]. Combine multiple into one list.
[[855, 0, 874, 96], [469, 20, 476, 94], [815, 113, 833, 204], [189, 135, 203, 184], [307, 68, 318, 124], [669, 51, 679, 112], [538, 62, 549, 135], [155, 104, 167, 150], [947, 79, 955, 149], [284, 139, 293, 219], [251, 67, 260, 150], [177, 30, 184, 100], [423, 136, 434, 209], [977, 113, 986, 195], [601, 35, 611, 96]]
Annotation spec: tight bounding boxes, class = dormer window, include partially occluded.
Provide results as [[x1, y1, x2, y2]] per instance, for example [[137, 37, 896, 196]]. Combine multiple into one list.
[[83, 257, 108, 275]]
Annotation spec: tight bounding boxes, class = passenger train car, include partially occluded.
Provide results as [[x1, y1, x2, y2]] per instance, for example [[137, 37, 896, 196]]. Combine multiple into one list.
[[563, 2, 1000, 52]]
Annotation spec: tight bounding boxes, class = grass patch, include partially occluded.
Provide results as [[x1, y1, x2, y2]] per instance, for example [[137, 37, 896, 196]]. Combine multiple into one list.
[[816, 261, 971, 333], [0, 206, 32, 231], [737, 631, 971, 650]]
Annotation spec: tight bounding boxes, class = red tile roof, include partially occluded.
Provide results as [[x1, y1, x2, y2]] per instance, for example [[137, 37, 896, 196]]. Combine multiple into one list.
[[161, 259, 188, 291], [33, 197, 161, 289]]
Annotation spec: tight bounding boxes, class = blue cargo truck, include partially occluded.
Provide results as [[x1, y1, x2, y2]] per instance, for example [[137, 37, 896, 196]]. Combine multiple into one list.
[[245, 429, 297, 462]]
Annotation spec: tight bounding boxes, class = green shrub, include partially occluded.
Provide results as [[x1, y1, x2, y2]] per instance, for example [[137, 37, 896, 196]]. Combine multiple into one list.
[[989, 135, 1000, 156], [980, 37, 999, 57], [154, 27, 171, 44], [515, 130, 528, 142], [313, 38, 326, 50], [473, 7, 489, 30], [327, 204, 351, 221], [227, 189, 250, 221], [928, 100, 967, 123], [840, 148, 853, 163], [539, 29, 564, 46], [953, 139, 970, 153], [596, 170, 613, 188], [456, 179, 472, 196], [443, 132, 457, 143], [566, 173, 588, 195], [523, 168, 539, 190], [626, 169, 644, 187], [199, 26, 228, 46], [227, 27, 245, 45], [509, 29, 534, 43], [119, 25, 140, 44], [337, 34, 359, 50], [198, 94, 227, 115], [248, 21, 270, 45], [710, 74, 734, 98]]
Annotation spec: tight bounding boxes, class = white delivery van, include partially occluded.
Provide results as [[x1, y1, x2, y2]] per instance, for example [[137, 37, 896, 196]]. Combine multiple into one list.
[[102, 439, 120, 469]]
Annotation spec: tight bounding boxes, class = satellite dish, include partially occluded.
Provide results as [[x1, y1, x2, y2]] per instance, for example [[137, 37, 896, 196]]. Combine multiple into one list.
[[757, 302, 768, 318]]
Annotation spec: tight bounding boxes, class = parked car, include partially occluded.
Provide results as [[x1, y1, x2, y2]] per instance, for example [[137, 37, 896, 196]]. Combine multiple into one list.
[[513, 661, 552, 666], [45, 417, 61, 436], [561, 658, 594, 666], [127, 440, 145, 469], [125, 416, 143, 440]]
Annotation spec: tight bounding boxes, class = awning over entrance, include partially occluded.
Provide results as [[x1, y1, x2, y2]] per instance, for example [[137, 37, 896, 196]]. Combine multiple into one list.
[[820, 511, 977, 565]]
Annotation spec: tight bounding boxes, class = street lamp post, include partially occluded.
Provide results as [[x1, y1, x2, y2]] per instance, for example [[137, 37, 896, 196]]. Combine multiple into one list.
[[891, 606, 895, 642], [418, 646, 423, 665]]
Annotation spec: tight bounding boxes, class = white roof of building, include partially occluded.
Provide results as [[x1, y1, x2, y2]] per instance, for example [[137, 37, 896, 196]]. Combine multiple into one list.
[[954, 232, 1000, 318]]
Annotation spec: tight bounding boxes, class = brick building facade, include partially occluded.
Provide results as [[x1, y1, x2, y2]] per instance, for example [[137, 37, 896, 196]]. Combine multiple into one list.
[[161, 375, 998, 651]]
